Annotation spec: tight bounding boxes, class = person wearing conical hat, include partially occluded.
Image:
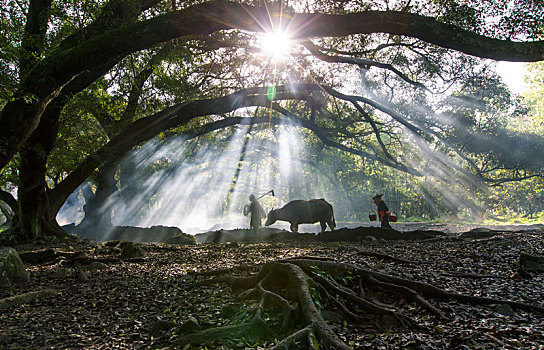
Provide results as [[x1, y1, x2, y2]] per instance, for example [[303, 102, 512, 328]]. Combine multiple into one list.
[[372, 194, 392, 229]]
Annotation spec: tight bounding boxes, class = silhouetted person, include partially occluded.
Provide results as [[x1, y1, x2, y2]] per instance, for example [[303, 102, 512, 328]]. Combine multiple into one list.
[[373, 194, 392, 229], [244, 194, 266, 233]]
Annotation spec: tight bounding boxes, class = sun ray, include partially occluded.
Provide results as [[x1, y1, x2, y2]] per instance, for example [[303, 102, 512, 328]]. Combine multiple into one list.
[[261, 31, 292, 61]]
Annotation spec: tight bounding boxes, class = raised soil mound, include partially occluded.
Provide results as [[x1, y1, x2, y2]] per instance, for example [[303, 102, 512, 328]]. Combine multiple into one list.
[[195, 226, 446, 244]]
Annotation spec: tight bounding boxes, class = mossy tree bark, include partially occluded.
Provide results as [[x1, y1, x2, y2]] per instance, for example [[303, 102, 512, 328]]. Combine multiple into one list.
[[17, 114, 64, 241]]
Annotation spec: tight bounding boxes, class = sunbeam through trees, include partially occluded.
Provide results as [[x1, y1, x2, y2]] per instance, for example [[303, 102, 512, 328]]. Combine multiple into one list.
[[0, 0, 543, 348]]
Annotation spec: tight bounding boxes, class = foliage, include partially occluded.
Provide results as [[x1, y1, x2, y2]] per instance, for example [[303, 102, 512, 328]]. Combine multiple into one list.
[[0, 0, 544, 238], [523, 62, 544, 133]]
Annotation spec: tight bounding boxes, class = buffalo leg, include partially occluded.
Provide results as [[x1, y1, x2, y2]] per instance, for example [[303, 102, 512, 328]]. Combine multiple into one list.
[[290, 223, 299, 232], [320, 221, 327, 232], [326, 218, 335, 231]]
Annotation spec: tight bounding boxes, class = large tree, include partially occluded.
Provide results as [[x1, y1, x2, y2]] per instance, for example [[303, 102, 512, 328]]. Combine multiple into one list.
[[1, 0, 544, 240]]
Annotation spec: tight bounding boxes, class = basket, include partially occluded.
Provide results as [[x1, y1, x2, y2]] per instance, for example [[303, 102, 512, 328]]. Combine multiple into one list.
[[368, 210, 377, 221], [389, 211, 398, 222]]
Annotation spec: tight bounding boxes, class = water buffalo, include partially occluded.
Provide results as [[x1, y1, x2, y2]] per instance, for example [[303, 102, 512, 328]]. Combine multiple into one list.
[[265, 199, 336, 233]]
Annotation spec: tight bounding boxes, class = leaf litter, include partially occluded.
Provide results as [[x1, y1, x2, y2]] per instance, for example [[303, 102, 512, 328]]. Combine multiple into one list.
[[0, 227, 543, 349]]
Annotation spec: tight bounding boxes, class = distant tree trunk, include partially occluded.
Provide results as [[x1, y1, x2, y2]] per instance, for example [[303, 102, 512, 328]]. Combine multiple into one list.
[[118, 157, 139, 204], [93, 163, 117, 226], [79, 182, 95, 219], [78, 163, 117, 229]]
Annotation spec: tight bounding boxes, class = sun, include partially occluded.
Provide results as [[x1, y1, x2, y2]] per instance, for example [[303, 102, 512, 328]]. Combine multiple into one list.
[[260, 31, 292, 61]]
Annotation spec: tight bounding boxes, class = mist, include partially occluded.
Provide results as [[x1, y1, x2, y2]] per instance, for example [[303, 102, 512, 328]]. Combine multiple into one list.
[[57, 120, 353, 236]]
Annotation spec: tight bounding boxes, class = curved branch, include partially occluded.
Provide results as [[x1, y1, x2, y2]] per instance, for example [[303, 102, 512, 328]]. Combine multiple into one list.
[[321, 42, 417, 57], [289, 11, 544, 61], [486, 173, 544, 186], [28, 1, 544, 94], [47, 85, 313, 211], [270, 103, 419, 175], [19, 0, 53, 79], [184, 110, 405, 175], [270, 326, 313, 350], [303, 41, 428, 90], [347, 100, 395, 160], [323, 86, 484, 177]]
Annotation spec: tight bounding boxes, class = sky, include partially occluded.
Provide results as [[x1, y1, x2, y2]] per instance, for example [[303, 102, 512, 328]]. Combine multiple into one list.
[[496, 61, 528, 95]]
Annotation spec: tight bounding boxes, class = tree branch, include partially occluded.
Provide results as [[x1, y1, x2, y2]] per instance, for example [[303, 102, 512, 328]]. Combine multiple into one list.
[[303, 41, 428, 90], [47, 85, 313, 211], [19, 0, 53, 79], [2, 0, 543, 170]]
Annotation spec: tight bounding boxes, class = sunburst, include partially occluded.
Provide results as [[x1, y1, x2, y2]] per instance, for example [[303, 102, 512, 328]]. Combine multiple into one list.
[[260, 31, 292, 61]]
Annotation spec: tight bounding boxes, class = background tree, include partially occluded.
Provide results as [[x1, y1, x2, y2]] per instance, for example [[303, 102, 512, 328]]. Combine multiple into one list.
[[0, 0, 543, 241]]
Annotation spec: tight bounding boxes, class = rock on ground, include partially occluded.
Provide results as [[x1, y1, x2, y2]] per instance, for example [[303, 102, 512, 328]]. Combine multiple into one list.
[[0, 248, 28, 288]]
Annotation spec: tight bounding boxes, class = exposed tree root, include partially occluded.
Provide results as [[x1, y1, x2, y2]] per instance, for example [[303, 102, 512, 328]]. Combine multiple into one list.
[[19, 249, 60, 265], [175, 258, 544, 349], [52, 252, 145, 266], [175, 315, 273, 347], [0, 289, 58, 310], [421, 236, 466, 243], [440, 272, 509, 280], [270, 325, 315, 350], [355, 249, 424, 264], [196, 263, 262, 277], [18, 248, 146, 267]]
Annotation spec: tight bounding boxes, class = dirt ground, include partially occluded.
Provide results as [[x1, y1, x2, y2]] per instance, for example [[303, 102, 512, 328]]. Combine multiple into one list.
[[1, 224, 543, 349]]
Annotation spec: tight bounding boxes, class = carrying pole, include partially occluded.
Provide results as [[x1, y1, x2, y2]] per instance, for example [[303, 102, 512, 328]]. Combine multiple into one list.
[[257, 189, 275, 199]]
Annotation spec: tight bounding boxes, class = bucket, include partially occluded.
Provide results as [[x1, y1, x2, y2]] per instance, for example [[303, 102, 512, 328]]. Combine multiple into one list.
[[389, 211, 398, 222], [369, 210, 377, 221]]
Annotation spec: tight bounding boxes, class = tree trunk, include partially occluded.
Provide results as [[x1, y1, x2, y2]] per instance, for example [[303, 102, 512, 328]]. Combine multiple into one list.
[[78, 163, 117, 229], [118, 157, 138, 205], [16, 110, 65, 241], [17, 146, 63, 240]]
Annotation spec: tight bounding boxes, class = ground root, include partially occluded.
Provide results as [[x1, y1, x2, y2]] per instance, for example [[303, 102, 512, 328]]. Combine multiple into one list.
[[178, 259, 544, 349], [174, 315, 273, 347], [0, 289, 58, 310]]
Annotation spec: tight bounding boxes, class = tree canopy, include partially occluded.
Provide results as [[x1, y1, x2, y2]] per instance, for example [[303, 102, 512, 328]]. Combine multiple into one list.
[[0, 0, 543, 240]]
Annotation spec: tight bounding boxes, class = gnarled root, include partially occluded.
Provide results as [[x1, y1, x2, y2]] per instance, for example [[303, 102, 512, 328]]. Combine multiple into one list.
[[178, 258, 544, 349]]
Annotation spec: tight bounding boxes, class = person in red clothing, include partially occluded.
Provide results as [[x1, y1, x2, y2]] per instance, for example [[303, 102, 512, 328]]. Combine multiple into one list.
[[373, 194, 392, 229]]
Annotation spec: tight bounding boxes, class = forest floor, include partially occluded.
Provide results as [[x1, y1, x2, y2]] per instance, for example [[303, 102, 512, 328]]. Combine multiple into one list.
[[1, 224, 544, 349]]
